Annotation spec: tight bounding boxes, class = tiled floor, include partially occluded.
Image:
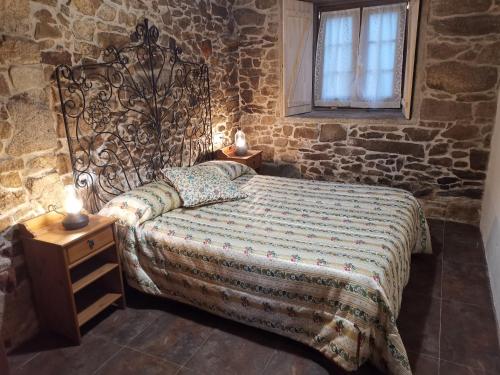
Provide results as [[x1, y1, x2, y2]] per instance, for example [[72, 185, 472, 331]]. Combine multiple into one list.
[[7, 220, 500, 375]]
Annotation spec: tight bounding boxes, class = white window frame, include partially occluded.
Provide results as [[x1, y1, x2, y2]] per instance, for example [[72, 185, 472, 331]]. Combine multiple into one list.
[[281, 0, 420, 119]]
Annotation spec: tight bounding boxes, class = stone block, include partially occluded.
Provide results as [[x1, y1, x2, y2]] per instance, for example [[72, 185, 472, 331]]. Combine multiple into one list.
[[294, 127, 319, 139], [420, 99, 472, 121], [426, 62, 497, 94], [427, 42, 469, 60], [256, 0, 277, 10], [432, 15, 500, 36], [34, 22, 62, 40], [0, 38, 41, 65], [41, 51, 72, 65], [282, 125, 293, 137], [442, 124, 479, 141], [350, 138, 424, 158], [97, 3, 116, 21], [0, 190, 25, 211], [452, 169, 486, 180], [0, 0, 30, 34], [26, 173, 65, 210], [403, 127, 439, 142], [0, 121, 11, 139], [303, 153, 330, 161], [431, 0, 492, 17], [72, 0, 102, 16], [475, 101, 497, 119], [73, 19, 95, 41], [0, 172, 21, 188], [5, 90, 57, 157], [234, 9, 265, 26], [477, 41, 500, 64], [470, 149, 489, 171], [9, 66, 44, 91], [319, 124, 346, 142], [0, 75, 10, 97], [429, 143, 448, 156], [97, 32, 129, 48], [212, 3, 228, 18], [0, 158, 23, 172]]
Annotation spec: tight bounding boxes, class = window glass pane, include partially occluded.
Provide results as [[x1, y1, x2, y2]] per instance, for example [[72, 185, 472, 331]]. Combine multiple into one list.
[[314, 9, 360, 107], [354, 3, 407, 108]]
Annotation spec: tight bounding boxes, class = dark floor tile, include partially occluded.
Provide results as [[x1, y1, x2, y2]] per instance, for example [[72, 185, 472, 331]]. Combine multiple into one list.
[[441, 300, 500, 372], [183, 324, 277, 375], [408, 351, 439, 375], [262, 350, 330, 375], [95, 347, 180, 375], [444, 222, 485, 264], [7, 332, 77, 370], [428, 219, 445, 257], [406, 255, 442, 298], [12, 334, 121, 375], [398, 292, 441, 357], [87, 305, 162, 345], [440, 359, 497, 375], [442, 261, 492, 307], [128, 310, 213, 366]]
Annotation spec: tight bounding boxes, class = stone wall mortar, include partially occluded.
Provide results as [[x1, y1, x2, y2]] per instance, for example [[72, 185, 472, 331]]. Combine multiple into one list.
[[232, 0, 500, 224], [0, 0, 238, 349]]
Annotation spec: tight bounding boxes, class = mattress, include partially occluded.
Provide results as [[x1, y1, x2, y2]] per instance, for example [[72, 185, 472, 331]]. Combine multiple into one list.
[[114, 173, 431, 374]]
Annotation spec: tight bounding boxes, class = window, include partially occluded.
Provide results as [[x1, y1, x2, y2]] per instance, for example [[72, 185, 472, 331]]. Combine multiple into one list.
[[282, 0, 420, 119]]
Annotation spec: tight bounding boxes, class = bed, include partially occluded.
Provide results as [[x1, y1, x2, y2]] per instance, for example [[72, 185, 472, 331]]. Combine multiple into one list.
[[103, 169, 430, 375], [55, 19, 431, 375]]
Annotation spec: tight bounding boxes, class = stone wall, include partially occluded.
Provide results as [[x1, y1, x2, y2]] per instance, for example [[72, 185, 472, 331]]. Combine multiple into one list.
[[2, 0, 500, 351], [0, 0, 238, 349], [233, 0, 500, 224]]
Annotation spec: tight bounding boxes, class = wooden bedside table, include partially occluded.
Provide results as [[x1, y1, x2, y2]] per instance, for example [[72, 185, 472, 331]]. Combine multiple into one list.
[[215, 145, 263, 170], [19, 212, 125, 344]]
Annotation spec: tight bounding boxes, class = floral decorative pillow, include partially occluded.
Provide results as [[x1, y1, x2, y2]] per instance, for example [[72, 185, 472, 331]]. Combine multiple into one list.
[[99, 181, 181, 226], [197, 160, 256, 180], [163, 166, 247, 207]]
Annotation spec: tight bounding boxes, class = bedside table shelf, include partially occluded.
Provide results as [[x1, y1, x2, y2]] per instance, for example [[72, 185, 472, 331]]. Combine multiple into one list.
[[72, 262, 119, 293], [20, 212, 125, 344], [77, 292, 122, 326]]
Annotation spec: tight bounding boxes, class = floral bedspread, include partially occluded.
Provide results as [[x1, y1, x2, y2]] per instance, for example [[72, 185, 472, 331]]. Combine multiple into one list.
[[115, 174, 431, 375]]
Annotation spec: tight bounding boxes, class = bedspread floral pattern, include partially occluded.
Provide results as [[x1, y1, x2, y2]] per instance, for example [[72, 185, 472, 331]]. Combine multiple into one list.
[[114, 174, 431, 375]]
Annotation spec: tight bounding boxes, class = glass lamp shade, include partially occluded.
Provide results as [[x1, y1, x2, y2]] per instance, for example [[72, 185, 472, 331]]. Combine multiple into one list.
[[62, 185, 89, 230], [234, 129, 248, 156]]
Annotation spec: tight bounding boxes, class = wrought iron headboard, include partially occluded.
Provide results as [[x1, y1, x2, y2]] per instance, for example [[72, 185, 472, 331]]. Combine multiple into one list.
[[56, 19, 213, 213]]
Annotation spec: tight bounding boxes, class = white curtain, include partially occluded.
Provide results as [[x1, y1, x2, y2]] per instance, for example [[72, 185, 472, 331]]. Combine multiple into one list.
[[354, 3, 407, 108], [314, 9, 360, 107], [314, 3, 407, 109]]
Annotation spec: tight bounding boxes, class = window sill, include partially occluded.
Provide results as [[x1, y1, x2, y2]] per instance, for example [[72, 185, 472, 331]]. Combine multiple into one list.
[[290, 109, 408, 122]]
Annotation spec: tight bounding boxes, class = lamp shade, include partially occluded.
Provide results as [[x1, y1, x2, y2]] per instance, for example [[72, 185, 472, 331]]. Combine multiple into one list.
[[64, 185, 83, 214], [234, 129, 247, 156], [62, 185, 89, 230]]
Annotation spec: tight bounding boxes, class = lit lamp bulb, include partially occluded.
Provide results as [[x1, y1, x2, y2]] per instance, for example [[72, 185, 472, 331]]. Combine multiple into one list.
[[62, 185, 89, 230], [234, 129, 247, 156]]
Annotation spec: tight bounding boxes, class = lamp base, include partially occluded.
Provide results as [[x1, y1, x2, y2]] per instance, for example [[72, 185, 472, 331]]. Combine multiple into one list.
[[235, 145, 248, 156], [62, 213, 89, 230]]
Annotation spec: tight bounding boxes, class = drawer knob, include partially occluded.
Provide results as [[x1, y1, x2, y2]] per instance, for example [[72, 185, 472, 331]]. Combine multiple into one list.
[[88, 239, 95, 249]]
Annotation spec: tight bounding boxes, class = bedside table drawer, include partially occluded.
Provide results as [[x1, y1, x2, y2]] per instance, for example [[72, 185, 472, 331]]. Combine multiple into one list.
[[67, 226, 114, 264]]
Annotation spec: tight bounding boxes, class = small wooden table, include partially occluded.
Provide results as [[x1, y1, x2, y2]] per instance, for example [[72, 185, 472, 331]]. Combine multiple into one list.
[[215, 145, 263, 170], [19, 212, 125, 344]]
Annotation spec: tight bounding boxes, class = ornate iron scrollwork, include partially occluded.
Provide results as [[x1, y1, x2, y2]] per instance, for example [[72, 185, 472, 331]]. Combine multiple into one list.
[[56, 19, 213, 213]]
